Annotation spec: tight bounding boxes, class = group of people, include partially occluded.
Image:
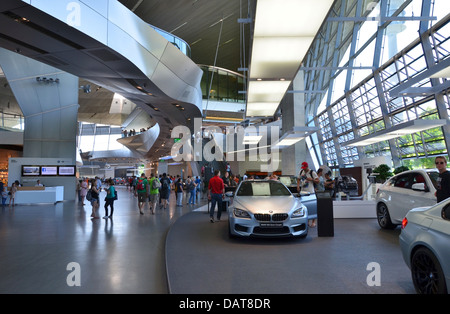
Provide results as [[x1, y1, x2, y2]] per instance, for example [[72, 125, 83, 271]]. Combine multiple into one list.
[[133, 172, 186, 215], [121, 127, 152, 138], [78, 177, 116, 220], [1, 180, 18, 207], [297, 162, 335, 196]]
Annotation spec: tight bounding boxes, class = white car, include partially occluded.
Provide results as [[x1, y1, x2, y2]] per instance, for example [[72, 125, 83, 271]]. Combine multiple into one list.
[[375, 169, 439, 229], [399, 198, 450, 294]]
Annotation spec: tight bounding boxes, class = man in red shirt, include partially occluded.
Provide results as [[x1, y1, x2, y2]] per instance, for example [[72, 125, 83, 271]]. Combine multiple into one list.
[[208, 170, 225, 223]]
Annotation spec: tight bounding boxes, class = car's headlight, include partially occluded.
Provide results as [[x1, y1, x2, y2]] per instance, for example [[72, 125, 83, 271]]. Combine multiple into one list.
[[233, 208, 250, 218], [292, 206, 306, 218]]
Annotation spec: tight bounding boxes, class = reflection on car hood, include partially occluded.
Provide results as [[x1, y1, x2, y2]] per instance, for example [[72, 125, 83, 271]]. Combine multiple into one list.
[[234, 195, 302, 214]]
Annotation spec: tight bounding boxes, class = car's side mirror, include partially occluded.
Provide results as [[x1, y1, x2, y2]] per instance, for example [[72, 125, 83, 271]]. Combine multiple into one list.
[[442, 203, 450, 221], [411, 183, 426, 191]]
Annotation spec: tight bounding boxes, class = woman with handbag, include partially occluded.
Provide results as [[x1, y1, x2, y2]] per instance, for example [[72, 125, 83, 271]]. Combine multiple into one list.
[[103, 179, 116, 219], [89, 179, 100, 220]]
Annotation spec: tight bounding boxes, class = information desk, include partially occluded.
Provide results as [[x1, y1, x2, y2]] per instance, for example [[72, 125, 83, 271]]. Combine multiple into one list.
[[12, 186, 64, 204]]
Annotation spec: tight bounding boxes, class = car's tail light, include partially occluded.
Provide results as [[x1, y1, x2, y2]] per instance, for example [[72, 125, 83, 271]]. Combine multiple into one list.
[[401, 217, 408, 229]]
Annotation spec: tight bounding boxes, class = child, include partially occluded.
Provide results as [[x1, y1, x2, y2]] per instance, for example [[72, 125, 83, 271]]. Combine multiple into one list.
[[9, 182, 17, 207], [1, 186, 7, 206]]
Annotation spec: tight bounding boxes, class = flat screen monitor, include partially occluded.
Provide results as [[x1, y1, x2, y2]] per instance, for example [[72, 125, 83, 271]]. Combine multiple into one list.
[[41, 166, 58, 176], [22, 166, 41, 176], [58, 166, 76, 176]]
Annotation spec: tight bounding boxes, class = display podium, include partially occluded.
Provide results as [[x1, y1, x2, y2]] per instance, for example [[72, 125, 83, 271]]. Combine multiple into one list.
[[316, 192, 334, 237]]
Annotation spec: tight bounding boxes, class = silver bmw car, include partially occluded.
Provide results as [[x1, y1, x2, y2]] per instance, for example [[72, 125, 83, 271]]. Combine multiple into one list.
[[228, 180, 309, 238], [399, 198, 450, 294]]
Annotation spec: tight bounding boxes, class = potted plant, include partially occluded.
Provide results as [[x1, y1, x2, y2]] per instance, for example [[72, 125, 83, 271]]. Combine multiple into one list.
[[393, 165, 409, 175], [373, 164, 393, 183]]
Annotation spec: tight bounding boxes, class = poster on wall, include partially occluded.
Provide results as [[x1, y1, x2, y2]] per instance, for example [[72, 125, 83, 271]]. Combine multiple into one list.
[[58, 166, 76, 176], [22, 166, 41, 176], [41, 166, 58, 176]]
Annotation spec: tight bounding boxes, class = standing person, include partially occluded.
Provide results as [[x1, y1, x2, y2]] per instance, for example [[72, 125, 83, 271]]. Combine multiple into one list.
[[95, 176, 102, 192], [187, 178, 197, 205], [297, 162, 319, 194], [222, 171, 231, 187], [208, 170, 224, 223], [195, 176, 201, 202], [435, 156, 450, 203], [80, 179, 88, 205], [135, 173, 148, 215], [148, 173, 160, 214], [89, 179, 100, 219], [9, 182, 17, 207], [297, 162, 319, 228], [176, 178, 183, 206], [324, 171, 335, 197], [1, 184, 7, 207], [315, 168, 325, 192], [159, 173, 171, 209], [103, 179, 116, 219]]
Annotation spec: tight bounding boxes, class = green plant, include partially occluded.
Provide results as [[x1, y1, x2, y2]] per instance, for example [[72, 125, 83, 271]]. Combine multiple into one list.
[[373, 164, 393, 183], [393, 165, 409, 175]]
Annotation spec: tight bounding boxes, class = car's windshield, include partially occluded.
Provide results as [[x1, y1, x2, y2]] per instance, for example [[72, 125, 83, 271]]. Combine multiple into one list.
[[236, 181, 291, 196], [427, 171, 439, 189]]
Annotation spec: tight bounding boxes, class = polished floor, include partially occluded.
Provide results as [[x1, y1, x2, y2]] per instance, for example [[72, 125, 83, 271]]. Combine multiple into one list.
[[0, 186, 206, 294], [166, 212, 416, 294], [0, 186, 416, 294]]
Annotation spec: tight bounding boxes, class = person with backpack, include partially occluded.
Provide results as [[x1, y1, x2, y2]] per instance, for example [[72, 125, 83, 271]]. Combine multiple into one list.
[[297, 162, 319, 227], [148, 173, 160, 214], [159, 173, 171, 209], [187, 178, 197, 205], [297, 162, 319, 194], [135, 173, 148, 215]]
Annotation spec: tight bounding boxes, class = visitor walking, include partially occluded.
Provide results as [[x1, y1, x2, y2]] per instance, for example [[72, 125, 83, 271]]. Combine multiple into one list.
[[208, 170, 224, 223], [135, 173, 148, 215], [103, 179, 116, 219], [176, 178, 183, 206], [148, 173, 160, 214], [159, 173, 171, 209]]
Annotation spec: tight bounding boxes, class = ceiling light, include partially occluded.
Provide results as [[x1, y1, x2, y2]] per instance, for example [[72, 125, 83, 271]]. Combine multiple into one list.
[[273, 126, 319, 148], [246, 0, 334, 117]]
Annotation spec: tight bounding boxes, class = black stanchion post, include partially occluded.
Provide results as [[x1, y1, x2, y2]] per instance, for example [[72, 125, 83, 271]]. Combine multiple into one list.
[[316, 192, 334, 237]]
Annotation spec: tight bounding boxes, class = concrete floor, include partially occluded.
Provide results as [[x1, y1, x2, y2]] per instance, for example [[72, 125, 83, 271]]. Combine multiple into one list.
[[0, 186, 204, 294]]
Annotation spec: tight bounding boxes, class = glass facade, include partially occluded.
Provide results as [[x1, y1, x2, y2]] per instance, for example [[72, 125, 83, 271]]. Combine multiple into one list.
[[304, 0, 450, 168], [199, 65, 246, 103], [0, 111, 24, 130], [77, 122, 124, 153]]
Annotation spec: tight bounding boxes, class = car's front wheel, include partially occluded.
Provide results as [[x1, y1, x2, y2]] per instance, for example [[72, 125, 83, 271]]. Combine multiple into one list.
[[376, 203, 396, 229], [411, 247, 447, 294]]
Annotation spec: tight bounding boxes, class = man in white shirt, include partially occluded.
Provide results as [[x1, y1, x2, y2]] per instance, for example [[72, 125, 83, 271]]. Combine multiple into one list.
[[297, 162, 319, 194], [297, 162, 319, 227]]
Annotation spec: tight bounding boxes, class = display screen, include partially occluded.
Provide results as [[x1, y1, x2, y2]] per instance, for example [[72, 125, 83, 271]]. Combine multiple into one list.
[[41, 166, 58, 176], [22, 166, 40, 176], [58, 166, 76, 176]]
